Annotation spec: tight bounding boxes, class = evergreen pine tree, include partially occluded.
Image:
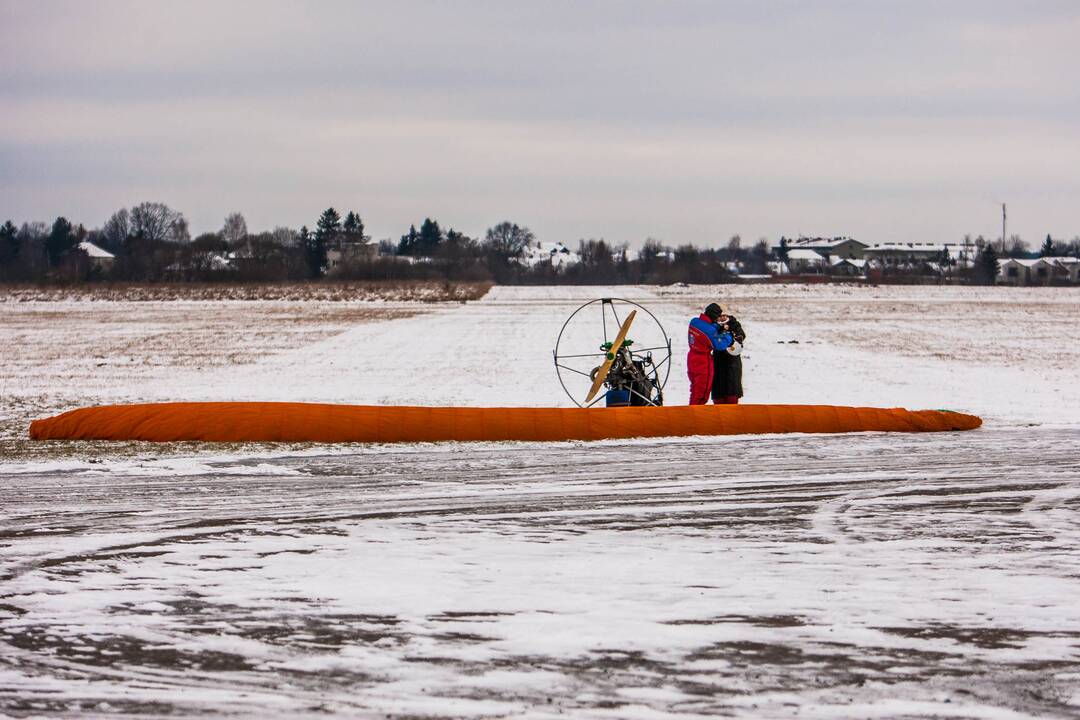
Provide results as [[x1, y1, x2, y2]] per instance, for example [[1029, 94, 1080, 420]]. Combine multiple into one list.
[[0, 220, 17, 267], [977, 244, 1000, 285], [309, 208, 341, 276], [301, 224, 326, 278], [315, 208, 341, 246], [398, 224, 420, 255], [1040, 234, 1055, 257], [46, 216, 76, 267], [777, 237, 790, 262], [342, 211, 365, 239], [418, 218, 442, 255]]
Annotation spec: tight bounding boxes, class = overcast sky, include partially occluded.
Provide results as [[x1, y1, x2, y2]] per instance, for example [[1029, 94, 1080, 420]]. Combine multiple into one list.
[[2, 0, 1078, 246]]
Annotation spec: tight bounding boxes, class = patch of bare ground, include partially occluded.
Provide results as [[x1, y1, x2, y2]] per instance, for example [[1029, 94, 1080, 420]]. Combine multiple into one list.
[[0, 280, 492, 303]]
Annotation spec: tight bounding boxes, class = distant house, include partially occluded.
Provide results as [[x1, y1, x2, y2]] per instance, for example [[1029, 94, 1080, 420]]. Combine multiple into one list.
[[784, 236, 867, 260], [520, 241, 579, 268], [863, 242, 950, 269], [786, 248, 827, 274], [77, 241, 114, 271], [766, 260, 790, 275], [326, 235, 377, 275], [208, 254, 232, 271], [1000, 257, 1080, 285], [1051, 257, 1080, 283], [167, 251, 233, 277], [941, 239, 981, 267], [829, 256, 866, 277], [998, 258, 1039, 286]]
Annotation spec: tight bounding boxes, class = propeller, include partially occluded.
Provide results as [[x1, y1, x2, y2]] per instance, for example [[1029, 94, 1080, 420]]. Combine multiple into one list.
[[584, 310, 636, 403]]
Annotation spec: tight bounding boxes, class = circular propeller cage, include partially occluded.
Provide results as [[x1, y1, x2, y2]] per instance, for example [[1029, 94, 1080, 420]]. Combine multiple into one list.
[[553, 298, 673, 408]]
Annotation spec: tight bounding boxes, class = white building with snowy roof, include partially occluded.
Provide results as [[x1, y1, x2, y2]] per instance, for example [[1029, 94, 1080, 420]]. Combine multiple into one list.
[[77, 241, 115, 271], [782, 236, 867, 260], [766, 260, 790, 275], [864, 240, 989, 269], [999, 257, 1080, 285], [863, 242, 951, 268], [829, 256, 867, 276], [519, 241, 579, 268], [1051, 256, 1080, 283], [785, 248, 827, 274]]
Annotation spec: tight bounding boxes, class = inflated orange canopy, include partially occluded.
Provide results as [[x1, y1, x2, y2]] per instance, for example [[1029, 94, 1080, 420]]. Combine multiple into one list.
[[29, 402, 981, 443]]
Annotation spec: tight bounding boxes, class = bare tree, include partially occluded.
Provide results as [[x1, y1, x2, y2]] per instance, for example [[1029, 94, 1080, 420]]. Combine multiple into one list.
[[639, 238, 664, 262], [102, 209, 130, 249], [1006, 234, 1027, 258], [15, 222, 49, 278], [18, 221, 47, 241], [270, 226, 298, 247], [725, 234, 742, 261], [130, 202, 185, 242], [168, 216, 190, 243], [222, 212, 248, 246], [484, 221, 535, 257]]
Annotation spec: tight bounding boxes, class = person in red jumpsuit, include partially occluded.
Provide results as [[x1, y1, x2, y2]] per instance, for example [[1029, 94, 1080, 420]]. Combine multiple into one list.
[[687, 303, 733, 405]]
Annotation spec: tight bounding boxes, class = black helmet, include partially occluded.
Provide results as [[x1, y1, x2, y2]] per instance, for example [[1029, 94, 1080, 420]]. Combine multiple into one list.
[[704, 303, 723, 321]]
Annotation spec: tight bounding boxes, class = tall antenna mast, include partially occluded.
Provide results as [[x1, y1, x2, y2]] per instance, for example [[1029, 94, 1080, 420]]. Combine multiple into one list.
[[1001, 203, 1007, 253]]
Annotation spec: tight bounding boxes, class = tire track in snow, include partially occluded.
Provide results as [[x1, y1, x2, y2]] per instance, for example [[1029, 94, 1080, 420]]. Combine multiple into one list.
[[2, 428, 1080, 718]]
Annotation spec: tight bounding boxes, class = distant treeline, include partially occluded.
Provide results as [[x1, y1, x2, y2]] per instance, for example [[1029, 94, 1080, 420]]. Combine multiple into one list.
[[2, 202, 1078, 286], [0, 203, 755, 285]]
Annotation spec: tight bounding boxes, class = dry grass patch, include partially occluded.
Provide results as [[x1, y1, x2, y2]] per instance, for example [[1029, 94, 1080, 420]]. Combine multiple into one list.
[[0, 281, 493, 303]]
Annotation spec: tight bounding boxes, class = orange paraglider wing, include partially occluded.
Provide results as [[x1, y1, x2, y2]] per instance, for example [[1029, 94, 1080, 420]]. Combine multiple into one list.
[[28, 403, 982, 443]]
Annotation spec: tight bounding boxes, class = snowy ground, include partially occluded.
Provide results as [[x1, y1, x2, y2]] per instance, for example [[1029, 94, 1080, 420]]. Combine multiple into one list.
[[2, 284, 1079, 718]]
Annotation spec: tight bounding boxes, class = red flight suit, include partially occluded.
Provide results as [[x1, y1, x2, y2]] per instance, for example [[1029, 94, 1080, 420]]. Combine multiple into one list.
[[687, 314, 732, 405]]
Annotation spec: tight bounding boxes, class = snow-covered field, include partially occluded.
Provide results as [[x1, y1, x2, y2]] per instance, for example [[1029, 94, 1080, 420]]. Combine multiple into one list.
[[2, 284, 1079, 718]]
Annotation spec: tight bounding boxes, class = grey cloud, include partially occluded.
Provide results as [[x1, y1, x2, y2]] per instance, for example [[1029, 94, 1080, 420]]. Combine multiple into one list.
[[1, 0, 1078, 244]]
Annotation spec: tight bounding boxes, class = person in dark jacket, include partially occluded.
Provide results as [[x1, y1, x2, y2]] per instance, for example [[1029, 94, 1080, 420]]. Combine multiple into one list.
[[712, 311, 746, 404], [687, 303, 733, 405]]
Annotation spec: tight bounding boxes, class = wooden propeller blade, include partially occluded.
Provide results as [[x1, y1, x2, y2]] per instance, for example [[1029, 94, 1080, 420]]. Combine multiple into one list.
[[585, 310, 636, 403]]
